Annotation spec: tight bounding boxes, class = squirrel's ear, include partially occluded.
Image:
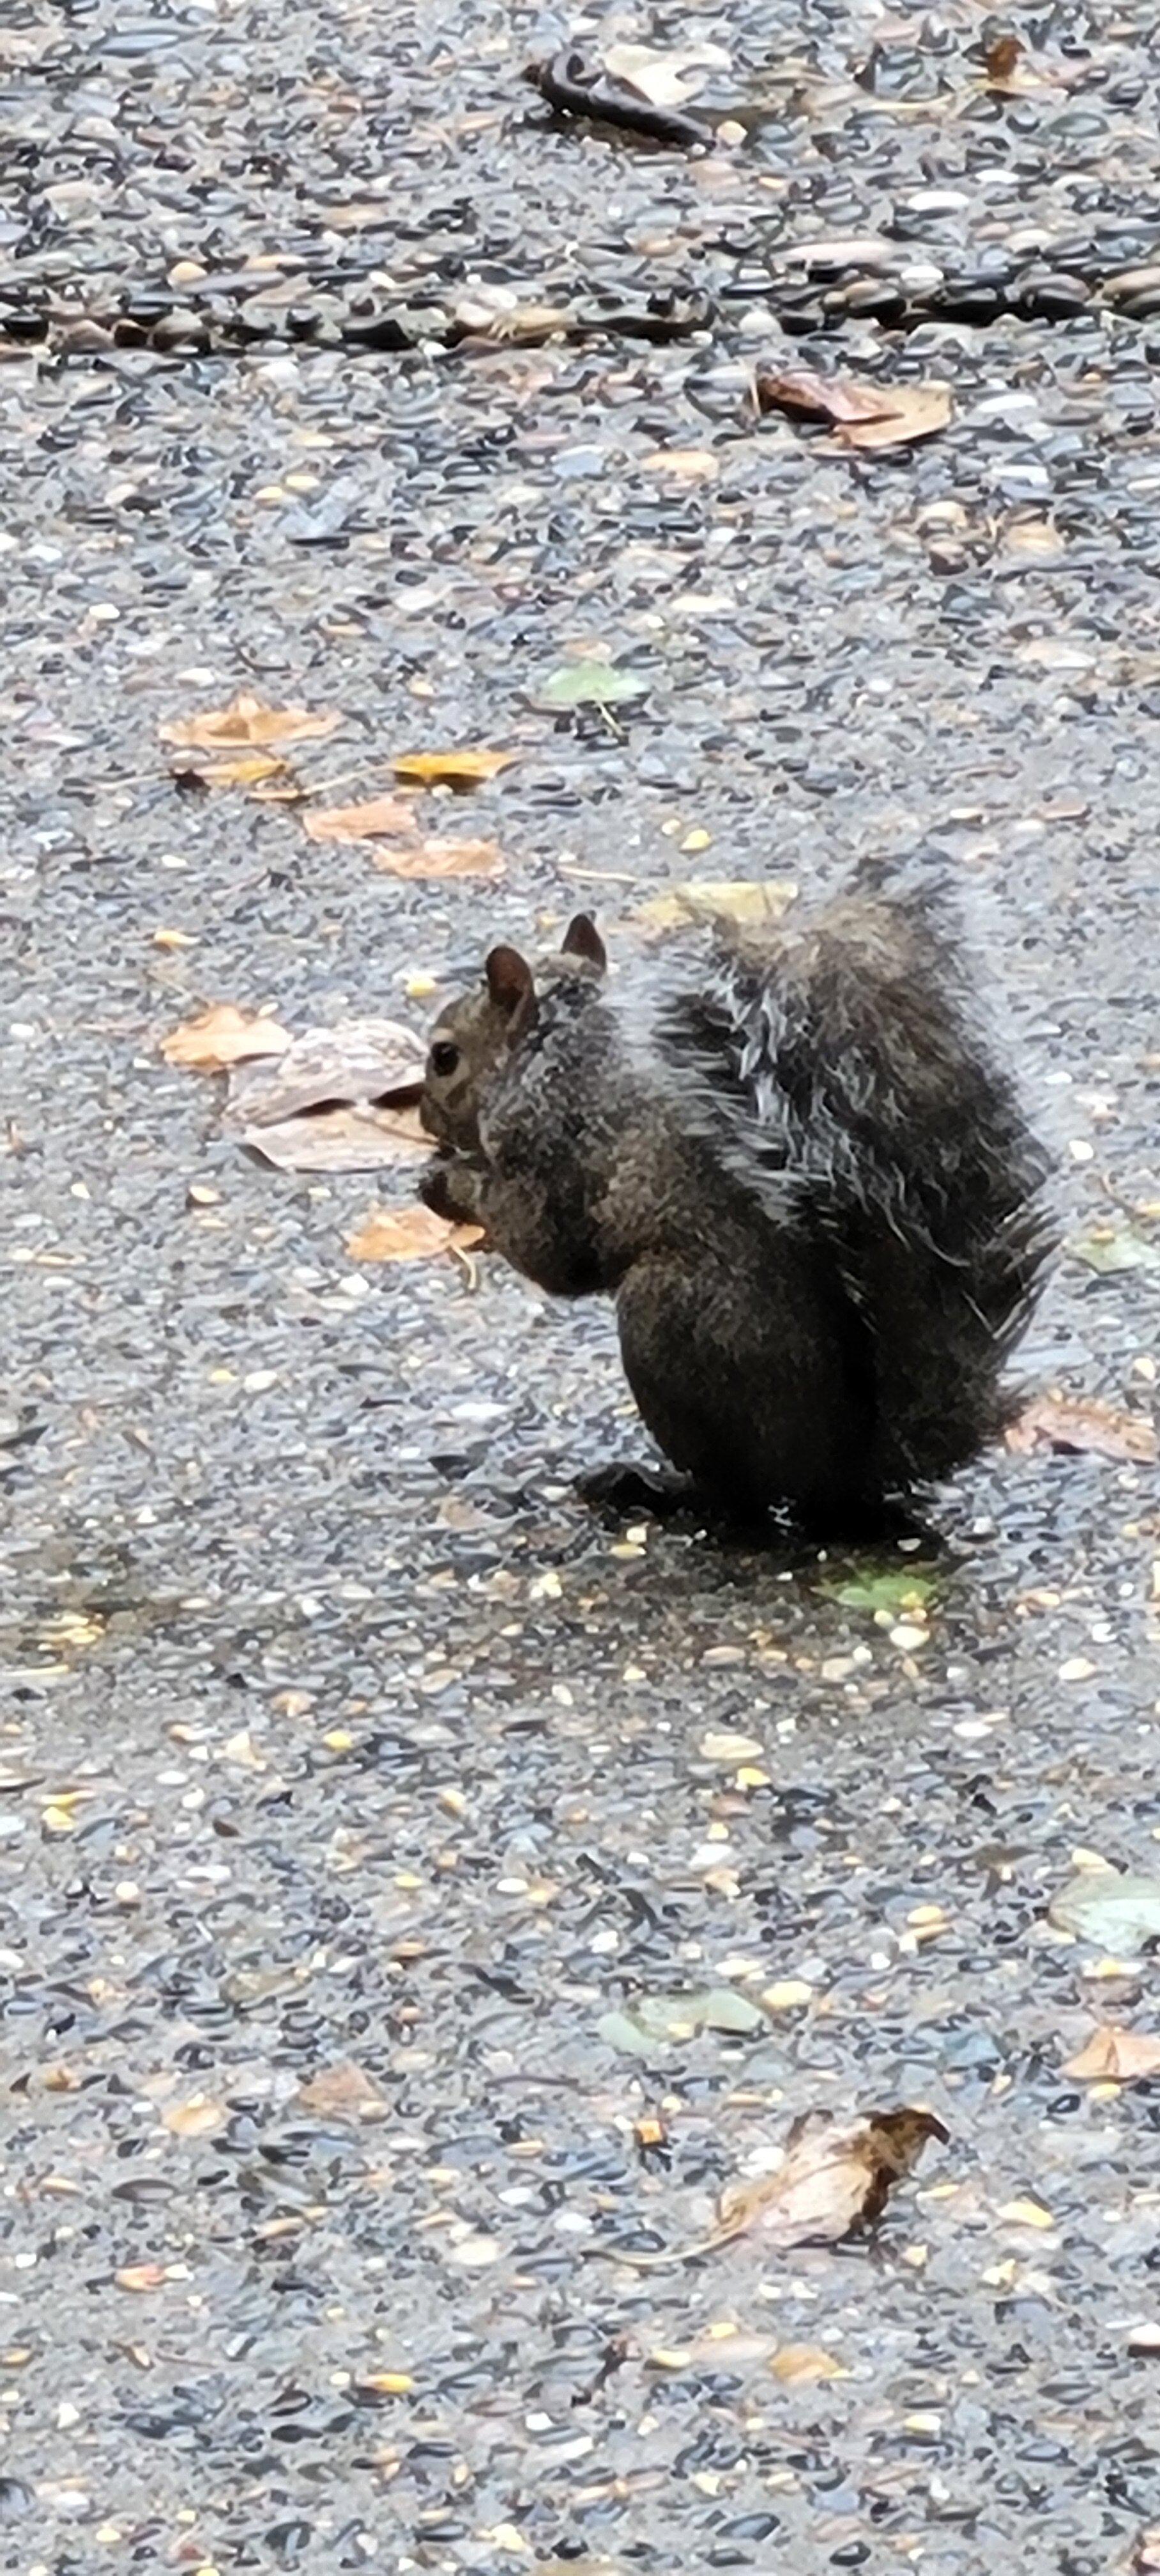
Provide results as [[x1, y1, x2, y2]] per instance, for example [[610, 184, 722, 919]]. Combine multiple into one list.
[[485, 944, 538, 1039], [561, 912, 607, 974]]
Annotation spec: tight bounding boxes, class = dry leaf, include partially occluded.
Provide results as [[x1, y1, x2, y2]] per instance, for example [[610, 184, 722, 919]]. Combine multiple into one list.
[[163, 2094, 228, 2138], [981, 31, 1057, 90], [225, 1018, 425, 1128], [606, 2105, 947, 2267], [633, 879, 798, 936], [603, 39, 729, 109], [757, 367, 891, 425], [371, 837, 505, 881], [187, 749, 289, 789], [984, 32, 1023, 82], [116, 2264, 168, 2292], [1061, 2027, 1160, 2083], [839, 385, 952, 452], [757, 369, 951, 451], [717, 2108, 947, 2243], [770, 2343, 850, 2385], [162, 1004, 292, 1073], [161, 693, 340, 751], [393, 748, 517, 790], [298, 2060, 387, 2121], [1007, 1394, 1156, 1466], [243, 1103, 429, 1174], [303, 795, 420, 844], [346, 1208, 484, 1264], [639, 448, 719, 482], [224, 1018, 430, 1174]]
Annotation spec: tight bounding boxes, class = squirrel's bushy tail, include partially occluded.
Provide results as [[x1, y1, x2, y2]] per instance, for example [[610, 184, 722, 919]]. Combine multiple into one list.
[[657, 861, 1056, 1494]]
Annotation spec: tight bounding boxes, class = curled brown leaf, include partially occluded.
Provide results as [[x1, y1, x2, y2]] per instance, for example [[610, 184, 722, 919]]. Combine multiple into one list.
[[161, 693, 340, 751]]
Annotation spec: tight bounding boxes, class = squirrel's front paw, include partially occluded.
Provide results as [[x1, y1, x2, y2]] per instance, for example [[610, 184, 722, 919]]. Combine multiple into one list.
[[420, 1151, 484, 1225], [576, 1461, 696, 1519]]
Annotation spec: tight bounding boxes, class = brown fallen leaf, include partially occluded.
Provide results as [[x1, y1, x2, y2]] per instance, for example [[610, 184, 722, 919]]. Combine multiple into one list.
[[984, 31, 1023, 83], [162, 1004, 292, 1073], [243, 1103, 429, 1174], [186, 748, 289, 789], [393, 748, 517, 790], [1061, 2027, 1160, 2083], [116, 2264, 168, 2292], [633, 879, 798, 937], [1007, 1393, 1156, 1466], [160, 692, 341, 752], [346, 1208, 485, 1264], [756, 367, 892, 425], [604, 2105, 948, 2267], [371, 837, 505, 882], [163, 2094, 229, 2139], [225, 1018, 426, 1128], [298, 2060, 387, 2121], [838, 384, 952, 452], [757, 368, 951, 452], [981, 30, 1059, 92], [303, 794, 420, 845]]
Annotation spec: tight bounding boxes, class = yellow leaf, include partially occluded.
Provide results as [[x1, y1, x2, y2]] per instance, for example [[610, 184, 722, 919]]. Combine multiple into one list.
[[392, 747, 517, 790], [152, 928, 198, 951], [998, 2198, 1055, 2229], [161, 1005, 292, 1073], [303, 795, 420, 844], [346, 1208, 485, 1264], [160, 693, 340, 751], [186, 750, 289, 788], [356, 2370, 415, 2396], [770, 2344, 850, 2385], [634, 879, 798, 936], [371, 838, 505, 881]]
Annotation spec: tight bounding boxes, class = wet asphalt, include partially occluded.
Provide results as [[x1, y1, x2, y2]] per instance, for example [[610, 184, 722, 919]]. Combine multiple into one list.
[[2, 2, 1160, 2570]]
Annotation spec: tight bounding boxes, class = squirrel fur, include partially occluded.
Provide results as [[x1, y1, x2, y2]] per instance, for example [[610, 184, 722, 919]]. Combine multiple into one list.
[[418, 864, 1055, 1531]]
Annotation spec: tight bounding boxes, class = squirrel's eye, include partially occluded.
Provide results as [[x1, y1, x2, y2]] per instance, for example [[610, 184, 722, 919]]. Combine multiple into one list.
[[430, 1039, 460, 1079]]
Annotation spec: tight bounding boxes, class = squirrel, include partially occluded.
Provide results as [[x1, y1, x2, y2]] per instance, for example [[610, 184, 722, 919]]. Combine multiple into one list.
[[417, 863, 1055, 1535]]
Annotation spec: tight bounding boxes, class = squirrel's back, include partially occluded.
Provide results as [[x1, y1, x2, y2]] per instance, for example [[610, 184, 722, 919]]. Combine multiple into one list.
[[650, 860, 1055, 1492]]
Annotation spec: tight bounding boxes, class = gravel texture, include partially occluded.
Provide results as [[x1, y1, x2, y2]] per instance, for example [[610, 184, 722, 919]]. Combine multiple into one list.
[[3, 3, 1160, 2571]]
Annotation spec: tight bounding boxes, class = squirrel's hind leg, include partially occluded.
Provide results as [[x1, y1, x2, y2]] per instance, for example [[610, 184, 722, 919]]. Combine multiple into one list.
[[614, 1248, 875, 1534]]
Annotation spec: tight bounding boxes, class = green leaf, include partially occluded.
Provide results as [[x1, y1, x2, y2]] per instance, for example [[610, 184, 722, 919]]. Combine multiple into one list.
[[598, 1985, 767, 2056], [538, 659, 648, 710], [821, 1566, 941, 1616], [1071, 1229, 1160, 1276], [1049, 1870, 1160, 1952]]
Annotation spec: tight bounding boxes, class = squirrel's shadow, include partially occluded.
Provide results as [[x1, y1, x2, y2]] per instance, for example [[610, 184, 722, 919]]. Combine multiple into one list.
[[575, 1460, 947, 1570]]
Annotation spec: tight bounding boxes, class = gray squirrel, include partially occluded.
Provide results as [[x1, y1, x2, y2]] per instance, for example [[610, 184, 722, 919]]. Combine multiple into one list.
[[418, 864, 1055, 1533]]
